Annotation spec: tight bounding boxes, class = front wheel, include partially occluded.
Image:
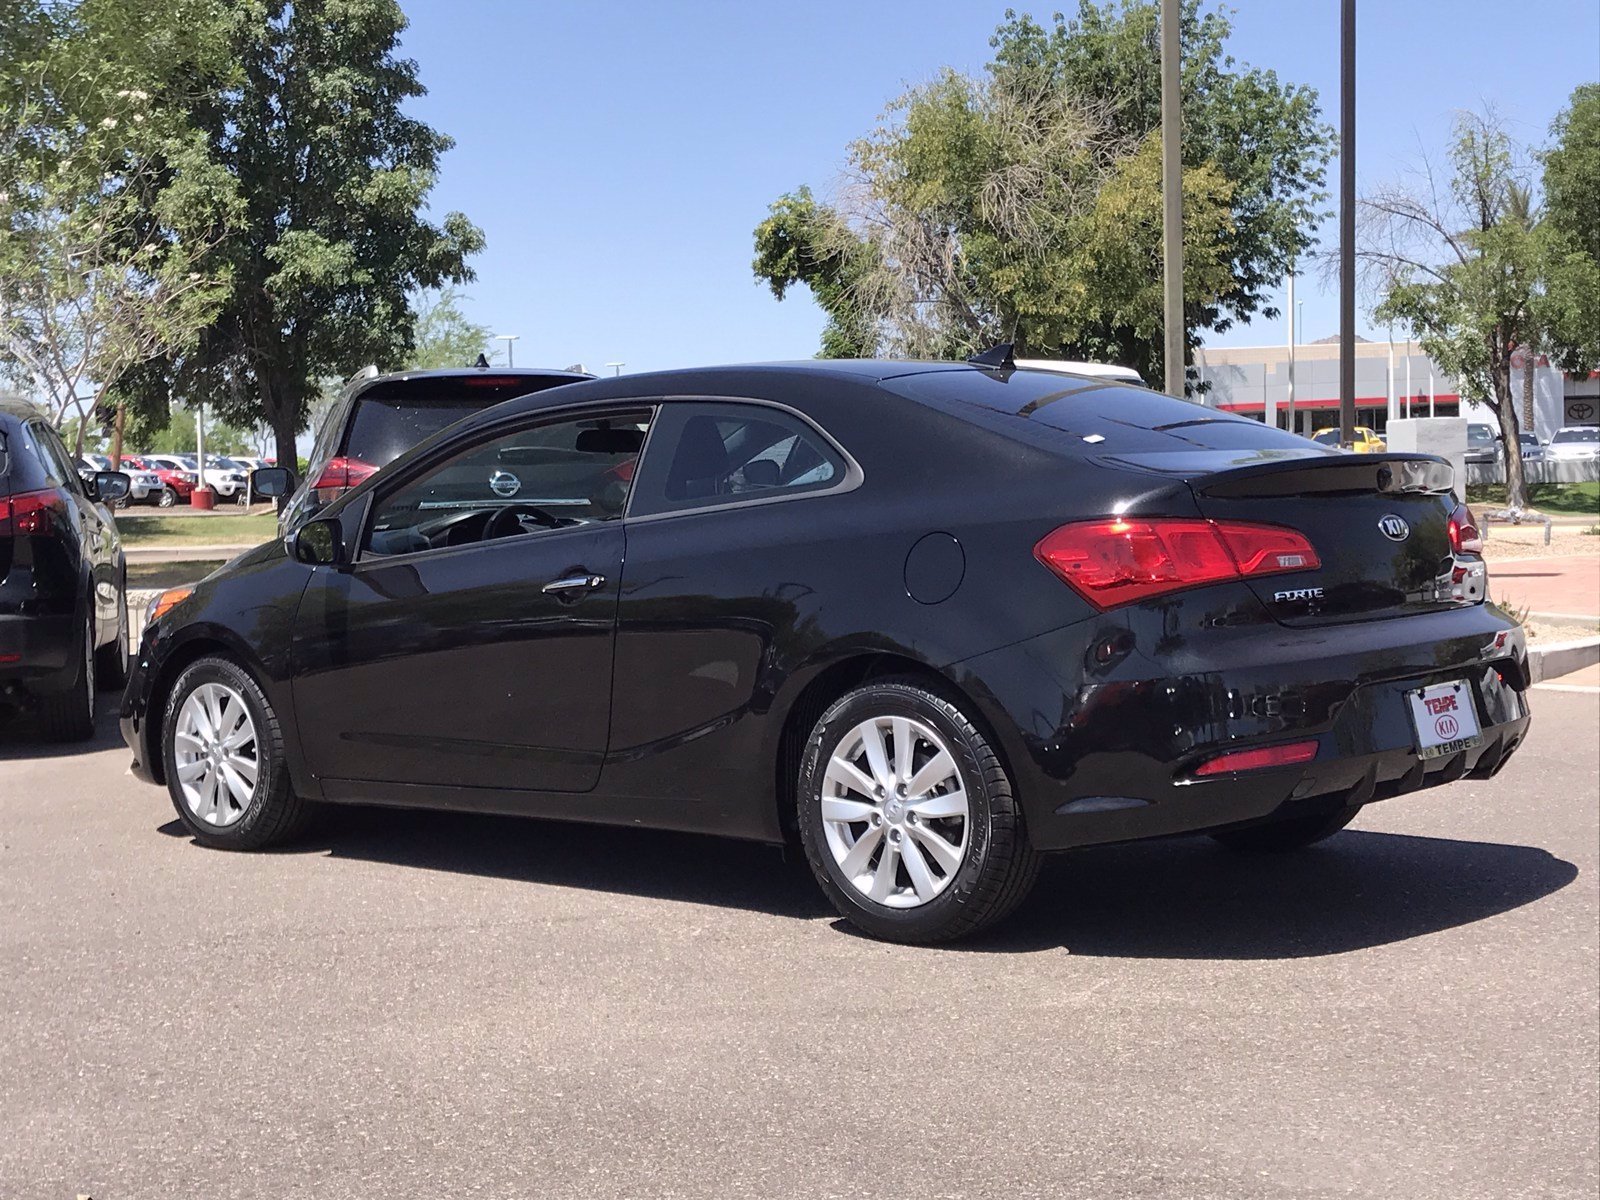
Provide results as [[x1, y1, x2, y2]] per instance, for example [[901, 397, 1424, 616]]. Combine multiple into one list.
[[162, 656, 313, 849], [797, 679, 1040, 944], [157, 487, 177, 508], [1209, 803, 1361, 852]]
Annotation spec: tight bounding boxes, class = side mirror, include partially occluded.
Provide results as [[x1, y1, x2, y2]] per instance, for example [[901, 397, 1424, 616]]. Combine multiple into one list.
[[252, 466, 296, 498], [290, 517, 343, 566], [93, 471, 131, 502]]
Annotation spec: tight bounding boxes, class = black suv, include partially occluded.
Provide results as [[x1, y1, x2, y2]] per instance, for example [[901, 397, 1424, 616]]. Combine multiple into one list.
[[278, 365, 592, 531], [0, 397, 132, 740]]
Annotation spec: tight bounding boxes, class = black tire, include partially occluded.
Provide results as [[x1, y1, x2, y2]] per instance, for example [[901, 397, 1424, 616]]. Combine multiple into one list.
[[157, 487, 177, 507], [37, 611, 95, 742], [797, 679, 1041, 944], [95, 581, 129, 690], [1209, 803, 1361, 852], [162, 656, 313, 849]]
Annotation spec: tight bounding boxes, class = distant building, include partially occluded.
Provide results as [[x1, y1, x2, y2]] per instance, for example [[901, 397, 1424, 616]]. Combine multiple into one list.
[[1190, 338, 1589, 441]]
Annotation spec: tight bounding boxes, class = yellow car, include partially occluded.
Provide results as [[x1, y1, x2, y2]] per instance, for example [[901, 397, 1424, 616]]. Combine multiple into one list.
[[1311, 425, 1387, 453]]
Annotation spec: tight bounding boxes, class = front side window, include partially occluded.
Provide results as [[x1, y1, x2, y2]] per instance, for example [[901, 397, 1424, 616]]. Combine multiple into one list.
[[629, 402, 846, 517], [362, 409, 651, 558]]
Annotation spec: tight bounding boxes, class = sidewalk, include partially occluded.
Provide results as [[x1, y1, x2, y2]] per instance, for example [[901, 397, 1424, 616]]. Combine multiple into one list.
[[1491, 554, 1600, 619]]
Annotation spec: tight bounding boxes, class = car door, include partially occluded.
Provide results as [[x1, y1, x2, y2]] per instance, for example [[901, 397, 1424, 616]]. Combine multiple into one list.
[[32, 423, 118, 636], [290, 406, 651, 795]]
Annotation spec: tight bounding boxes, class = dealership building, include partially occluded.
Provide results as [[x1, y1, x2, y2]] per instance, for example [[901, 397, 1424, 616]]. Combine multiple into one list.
[[1188, 337, 1598, 441]]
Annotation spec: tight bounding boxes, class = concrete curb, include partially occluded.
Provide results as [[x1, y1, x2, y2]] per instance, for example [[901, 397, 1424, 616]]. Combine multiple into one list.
[[124, 544, 257, 563], [1529, 636, 1600, 683]]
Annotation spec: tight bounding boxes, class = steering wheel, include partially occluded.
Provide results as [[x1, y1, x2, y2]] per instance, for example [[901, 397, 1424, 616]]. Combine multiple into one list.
[[484, 503, 563, 540]]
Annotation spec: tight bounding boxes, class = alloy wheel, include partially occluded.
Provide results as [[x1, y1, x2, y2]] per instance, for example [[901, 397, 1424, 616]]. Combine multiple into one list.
[[173, 682, 259, 827], [820, 715, 971, 908]]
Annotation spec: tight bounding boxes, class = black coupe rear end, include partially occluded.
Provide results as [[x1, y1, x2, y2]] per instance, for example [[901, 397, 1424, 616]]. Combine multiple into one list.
[[120, 361, 1528, 942]]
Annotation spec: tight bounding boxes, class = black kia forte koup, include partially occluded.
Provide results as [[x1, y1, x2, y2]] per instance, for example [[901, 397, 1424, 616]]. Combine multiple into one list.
[[120, 357, 1530, 943]]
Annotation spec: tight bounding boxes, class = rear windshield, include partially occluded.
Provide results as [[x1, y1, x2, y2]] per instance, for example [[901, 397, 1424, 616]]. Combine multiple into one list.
[[886, 368, 1317, 455], [340, 376, 580, 469], [1552, 428, 1598, 443]]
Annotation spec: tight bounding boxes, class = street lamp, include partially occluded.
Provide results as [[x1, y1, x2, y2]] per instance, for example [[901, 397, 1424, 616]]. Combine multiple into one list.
[[494, 334, 520, 368], [605, 362, 625, 377]]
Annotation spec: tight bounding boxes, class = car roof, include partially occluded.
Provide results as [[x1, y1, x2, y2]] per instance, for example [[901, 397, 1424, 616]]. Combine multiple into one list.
[[0, 394, 46, 421]]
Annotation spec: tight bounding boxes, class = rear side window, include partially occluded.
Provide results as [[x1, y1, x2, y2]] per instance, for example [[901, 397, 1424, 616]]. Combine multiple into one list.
[[628, 402, 847, 517]]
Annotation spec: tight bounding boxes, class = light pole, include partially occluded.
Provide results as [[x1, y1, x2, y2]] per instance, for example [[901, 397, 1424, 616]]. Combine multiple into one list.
[[1338, 0, 1356, 448], [605, 362, 625, 377], [494, 334, 520, 368], [1160, 0, 1184, 398], [1286, 269, 1296, 434]]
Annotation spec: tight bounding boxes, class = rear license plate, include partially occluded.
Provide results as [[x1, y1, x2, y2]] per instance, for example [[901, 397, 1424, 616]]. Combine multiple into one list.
[[1406, 680, 1482, 760]]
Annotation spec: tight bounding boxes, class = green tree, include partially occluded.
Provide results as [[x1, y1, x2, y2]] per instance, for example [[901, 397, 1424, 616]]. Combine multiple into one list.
[[403, 287, 490, 370], [1364, 111, 1542, 508], [1539, 85, 1600, 374], [753, 1, 1330, 380], [117, 0, 484, 473], [0, 0, 237, 448]]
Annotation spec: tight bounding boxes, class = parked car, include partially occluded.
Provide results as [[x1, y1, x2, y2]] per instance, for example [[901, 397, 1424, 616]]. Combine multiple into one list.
[[1309, 425, 1387, 453], [1546, 426, 1600, 461], [2, 397, 132, 739], [197, 456, 252, 504], [121, 356, 1528, 943], [1516, 433, 1546, 463], [133, 454, 198, 505], [1465, 423, 1501, 465], [109, 460, 168, 508], [277, 364, 592, 531]]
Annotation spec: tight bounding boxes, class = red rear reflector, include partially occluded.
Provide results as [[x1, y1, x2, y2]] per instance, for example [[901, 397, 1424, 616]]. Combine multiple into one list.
[[1034, 518, 1319, 609], [1448, 502, 1483, 555], [1194, 740, 1319, 777], [0, 489, 63, 536], [0, 653, 20, 664]]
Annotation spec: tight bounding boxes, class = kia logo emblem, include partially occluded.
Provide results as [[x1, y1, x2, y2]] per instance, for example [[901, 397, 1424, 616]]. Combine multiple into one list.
[[489, 470, 521, 498], [1378, 514, 1410, 541]]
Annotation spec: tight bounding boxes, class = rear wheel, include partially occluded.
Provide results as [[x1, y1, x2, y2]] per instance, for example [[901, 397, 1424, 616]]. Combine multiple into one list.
[[797, 680, 1040, 943], [37, 612, 95, 742], [1210, 803, 1361, 852], [163, 656, 313, 849]]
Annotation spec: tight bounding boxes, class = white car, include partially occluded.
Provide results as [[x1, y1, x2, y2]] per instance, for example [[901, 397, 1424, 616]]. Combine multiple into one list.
[[1546, 426, 1600, 461]]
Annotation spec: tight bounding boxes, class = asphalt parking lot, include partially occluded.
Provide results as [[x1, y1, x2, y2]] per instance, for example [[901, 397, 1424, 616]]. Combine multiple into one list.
[[2, 690, 1595, 1200]]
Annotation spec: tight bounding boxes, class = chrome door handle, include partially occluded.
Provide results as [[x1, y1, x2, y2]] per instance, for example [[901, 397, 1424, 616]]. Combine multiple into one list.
[[542, 573, 606, 596]]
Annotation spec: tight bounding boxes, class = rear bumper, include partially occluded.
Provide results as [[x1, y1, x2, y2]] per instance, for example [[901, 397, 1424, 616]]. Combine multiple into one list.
[[0, 612, 80, 700], [952, 600, 1531, 852]]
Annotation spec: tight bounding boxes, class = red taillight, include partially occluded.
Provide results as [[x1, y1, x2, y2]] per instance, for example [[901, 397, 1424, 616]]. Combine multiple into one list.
[[1194, 740, 1319, 777], [1034, 518, 1320, 609], [0, 489, 64, 536], [310, 456, 377, 502], [1448, 502, 1483, 555]]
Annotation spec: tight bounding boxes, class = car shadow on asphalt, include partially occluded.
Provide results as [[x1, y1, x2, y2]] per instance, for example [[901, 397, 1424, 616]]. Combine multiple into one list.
[[0, 701, 126, 762], [154, 804, 1577, 957], [969, 829, 1579, 959]]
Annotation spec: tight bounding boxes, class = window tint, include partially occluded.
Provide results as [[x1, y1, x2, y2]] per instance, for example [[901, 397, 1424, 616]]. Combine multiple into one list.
[[362, 410, 651, 558], [339, 376, 583, 472], [629, 402, 845, 516]]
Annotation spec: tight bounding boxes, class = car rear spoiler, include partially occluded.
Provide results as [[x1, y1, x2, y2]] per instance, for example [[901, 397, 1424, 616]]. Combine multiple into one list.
[[1195, 453, 1454, 499], [1097, 448, 1455, 499]]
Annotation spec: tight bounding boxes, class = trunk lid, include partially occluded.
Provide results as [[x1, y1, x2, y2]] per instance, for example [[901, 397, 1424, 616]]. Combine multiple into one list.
[[1104, 450, 1463, 627]]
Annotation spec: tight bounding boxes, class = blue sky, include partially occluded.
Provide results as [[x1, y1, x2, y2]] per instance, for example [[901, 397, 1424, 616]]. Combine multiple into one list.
[[399, 0, 1600, 374]]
